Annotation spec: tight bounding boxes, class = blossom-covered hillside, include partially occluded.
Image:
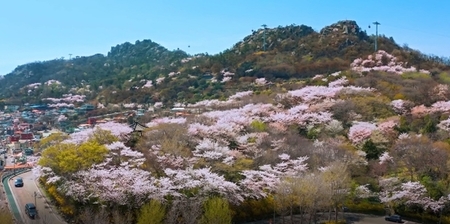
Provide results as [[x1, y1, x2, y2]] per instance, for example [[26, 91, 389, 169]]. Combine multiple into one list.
[[32, 51, 450, 223]]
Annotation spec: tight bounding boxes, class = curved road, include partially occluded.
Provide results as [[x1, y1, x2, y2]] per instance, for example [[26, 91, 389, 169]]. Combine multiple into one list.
[[343, 213, 420, 224], [8, 171, 66, 224], [245, 212, 422, 224]]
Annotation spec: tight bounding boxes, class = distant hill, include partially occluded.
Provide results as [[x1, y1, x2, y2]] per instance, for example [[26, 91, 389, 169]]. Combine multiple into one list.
[[0, 20, 449, 106]]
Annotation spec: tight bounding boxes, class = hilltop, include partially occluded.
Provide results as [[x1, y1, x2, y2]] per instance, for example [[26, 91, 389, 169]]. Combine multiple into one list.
[[0, 20, 449, 108]]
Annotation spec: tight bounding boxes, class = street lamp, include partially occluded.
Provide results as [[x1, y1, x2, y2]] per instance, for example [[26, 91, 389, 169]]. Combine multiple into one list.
[[34, 191, 37, 205]]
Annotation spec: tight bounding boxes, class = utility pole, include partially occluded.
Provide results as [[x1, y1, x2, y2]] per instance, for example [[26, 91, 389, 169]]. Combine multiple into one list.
[[262, 24, 267, 51], [373, 21, 380, 52]]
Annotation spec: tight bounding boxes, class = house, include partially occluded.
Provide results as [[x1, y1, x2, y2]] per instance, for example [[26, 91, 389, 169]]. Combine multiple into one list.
[[87, 117, 97, 125], [29, 104, 49, 111], [80, 104, 95, 111], [20, 133, 33, 141]]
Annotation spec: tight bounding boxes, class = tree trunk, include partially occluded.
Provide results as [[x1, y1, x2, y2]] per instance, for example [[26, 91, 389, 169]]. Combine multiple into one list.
[[334, 207, 339, 223], [299, 206, 303, 224], [290, 205, 293, 224]]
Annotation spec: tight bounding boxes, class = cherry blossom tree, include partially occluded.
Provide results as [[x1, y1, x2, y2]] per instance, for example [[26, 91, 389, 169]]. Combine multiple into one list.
[[378, 178, 446, 214], [350, 50, 430, 75], [348, 121, 377, 145], [239, 154, 308, 199]]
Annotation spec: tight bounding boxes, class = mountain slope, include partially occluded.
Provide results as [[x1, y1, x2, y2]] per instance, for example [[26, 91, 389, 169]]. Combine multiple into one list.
[[0, 20, 448, 106]]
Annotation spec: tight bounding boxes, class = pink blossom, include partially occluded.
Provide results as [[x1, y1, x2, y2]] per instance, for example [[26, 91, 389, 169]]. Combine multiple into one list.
[[57, 115, 67, 122], [221, 76, 232, 83], [379, 152, 393, 164], [390, 99, 408, 114], [146, 117, 186, 127], [411, 105, 430, 117], [229, 91, 253, 100], [156, 77, 165, 84], [142, 80, 153, 88], [438, 118, 450, 131], [431, 101, 450, 113], [328, 77, 348, 88], [377, 120, 397, 134], [254, 78, 268, 86], [351, 50, 430, 75], [355, 184, 375, 198], [45, 79, 61, 85], [348, 122, 377, 144]]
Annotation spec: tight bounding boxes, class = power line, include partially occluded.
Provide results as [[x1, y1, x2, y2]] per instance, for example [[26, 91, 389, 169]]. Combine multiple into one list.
[[382, 24, 450, 39]]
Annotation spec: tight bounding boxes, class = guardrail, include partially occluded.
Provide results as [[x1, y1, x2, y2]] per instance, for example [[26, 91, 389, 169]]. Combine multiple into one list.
[[1, 168, 32, 183], [1, 167, 32, 224]]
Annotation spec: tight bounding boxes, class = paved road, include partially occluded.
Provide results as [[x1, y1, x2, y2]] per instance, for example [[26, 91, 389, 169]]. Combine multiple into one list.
[[244, 213, 421, 224], [344, 213, 420, 224], [8, 171, 67, 224]]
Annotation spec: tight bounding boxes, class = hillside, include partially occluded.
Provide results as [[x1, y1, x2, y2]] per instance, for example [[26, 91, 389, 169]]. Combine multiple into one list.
[[31, 52, 450, 223], [5, 20, 450, 224], [0, 20, 449, 108]]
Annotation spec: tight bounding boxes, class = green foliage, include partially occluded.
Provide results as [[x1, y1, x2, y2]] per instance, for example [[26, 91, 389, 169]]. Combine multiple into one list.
[[306, 127, 321, 139], [38, 140, 108, 176], [200, 197, 232, 224], [212, 158, 253, 182], [401, 72, 433, 80], [349, 95, 395, 120], [420, 176, 444, 199], [344, 199, 385, 215], [298, 126, 321, 139], [250, 120, 267, 132], [361, 139, 384, 160], [231, 198, 274, 222], [395, 116, 411, 133], [397, 114, 440, 135], [90, 129, 119, 145], [421, 114, 438, 134], [44, 182, 76, 217], [437, 72, 450, 84], [137, 200, 166, 224], [36, 132, 69, 150]]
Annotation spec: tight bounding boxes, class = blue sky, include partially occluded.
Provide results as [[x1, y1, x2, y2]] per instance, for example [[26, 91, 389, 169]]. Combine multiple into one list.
[[0, 0, 449, 76]]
